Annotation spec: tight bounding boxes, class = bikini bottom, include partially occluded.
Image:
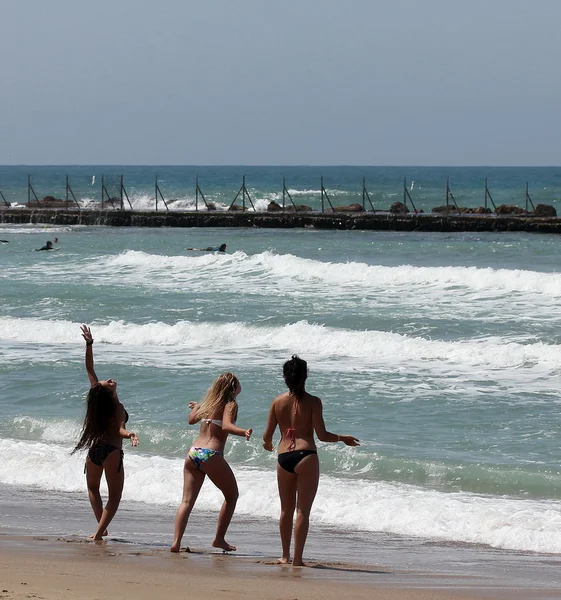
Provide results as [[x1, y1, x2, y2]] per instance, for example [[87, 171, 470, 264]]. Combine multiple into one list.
[[277, 450, 317, 474], [85, 443, 124, 473], [188, 446, 223, 470]]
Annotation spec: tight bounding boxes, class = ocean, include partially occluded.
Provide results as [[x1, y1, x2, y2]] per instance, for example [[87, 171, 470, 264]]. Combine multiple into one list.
[[1, 166, 561, 588], [2, 165, 561, 213]]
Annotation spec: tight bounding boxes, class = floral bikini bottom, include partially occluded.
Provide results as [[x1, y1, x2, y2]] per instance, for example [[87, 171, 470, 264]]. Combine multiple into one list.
[[188, 446, 222, 470]]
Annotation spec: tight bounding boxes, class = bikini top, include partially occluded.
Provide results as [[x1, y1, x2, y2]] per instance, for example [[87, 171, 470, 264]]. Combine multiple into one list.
[[203, 419, 222, 428], [124, 409, 129, 424]]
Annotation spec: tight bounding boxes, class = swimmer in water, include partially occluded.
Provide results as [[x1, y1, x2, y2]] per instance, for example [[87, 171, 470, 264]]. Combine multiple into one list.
[[35, 241, 54, 251]]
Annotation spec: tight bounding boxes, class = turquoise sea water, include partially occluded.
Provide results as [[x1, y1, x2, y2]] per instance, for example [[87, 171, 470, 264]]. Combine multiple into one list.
[[1, 166, 561, 563]]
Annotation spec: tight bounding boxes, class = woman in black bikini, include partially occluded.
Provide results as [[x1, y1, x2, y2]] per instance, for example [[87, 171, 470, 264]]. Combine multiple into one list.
[[73, 325, 138, 540], [263, 355, 359, 566]]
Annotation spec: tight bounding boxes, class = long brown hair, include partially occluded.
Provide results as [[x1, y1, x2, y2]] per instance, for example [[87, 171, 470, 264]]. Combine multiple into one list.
[[73, 383, 118, 452], [197, 372, 240, 422]]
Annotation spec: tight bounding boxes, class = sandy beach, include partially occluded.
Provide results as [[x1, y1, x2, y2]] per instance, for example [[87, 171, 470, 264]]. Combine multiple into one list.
[[1, 535, 560, 600]]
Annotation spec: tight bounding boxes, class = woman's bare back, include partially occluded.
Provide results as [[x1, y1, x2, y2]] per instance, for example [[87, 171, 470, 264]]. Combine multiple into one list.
[[274, 391, 320, 453]]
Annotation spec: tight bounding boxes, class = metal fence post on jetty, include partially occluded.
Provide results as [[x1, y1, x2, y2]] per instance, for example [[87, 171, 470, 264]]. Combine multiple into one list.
[[403, 177, 418, 214], [229, 176, 255, 211], [65, 176, 81, 209], [28, 175, 40, 207], [525, 182, 535, 214], [362, 177, 375, 211], [154, 174, 169, 211], [101, 175, 107, 209], [484, 178, 496, 212], [120, 175, 133, 210], [320, 177, 334, 213], [195, 175, 212, 211], [0, 190, 9, 207], [445, 177, 459, 213], [282, 176, 297, 211]]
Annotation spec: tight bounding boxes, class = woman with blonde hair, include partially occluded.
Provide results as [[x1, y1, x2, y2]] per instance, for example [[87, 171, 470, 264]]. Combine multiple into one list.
[[171, 372, 252, 553]]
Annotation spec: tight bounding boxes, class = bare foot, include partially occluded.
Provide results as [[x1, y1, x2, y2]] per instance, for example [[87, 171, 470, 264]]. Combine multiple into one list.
[[212, 539, 236, 552], [278, 557, 290, 564], [170, 544, 180, 553], [88, 529, 108, 540], [88, 533, 105, 542]]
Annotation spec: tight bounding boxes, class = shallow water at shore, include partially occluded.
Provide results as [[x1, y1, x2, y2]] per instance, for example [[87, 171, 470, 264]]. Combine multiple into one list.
[[2, 223, 561, 565]]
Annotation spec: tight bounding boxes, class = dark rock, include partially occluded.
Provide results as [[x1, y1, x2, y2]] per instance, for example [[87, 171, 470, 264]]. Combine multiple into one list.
[[495, 204, 526, 215], [389, 201, 408, 214], [432, 205, 459, 214], [332, 203, 364, 213], [228, 204, 245, 211], [285, 204, 312, 212], [532, 204, 557, 217], [267, 201, 283, 211]]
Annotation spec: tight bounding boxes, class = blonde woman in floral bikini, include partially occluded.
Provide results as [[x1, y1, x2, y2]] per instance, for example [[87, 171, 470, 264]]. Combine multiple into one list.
[[171, 373, 252, 553]]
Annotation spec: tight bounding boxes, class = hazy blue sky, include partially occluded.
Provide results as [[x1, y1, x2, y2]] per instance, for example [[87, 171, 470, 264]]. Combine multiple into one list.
[[1, 0, 560, 165]]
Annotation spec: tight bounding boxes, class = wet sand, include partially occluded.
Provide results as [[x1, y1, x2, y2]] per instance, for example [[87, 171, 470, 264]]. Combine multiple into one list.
[[1, 535, 560, 600]]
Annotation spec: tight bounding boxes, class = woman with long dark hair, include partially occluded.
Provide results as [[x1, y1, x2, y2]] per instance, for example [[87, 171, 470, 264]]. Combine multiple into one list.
[[171, 372, 252, 553], [73, 325, 138, 540], [263, 355, 359, 566]]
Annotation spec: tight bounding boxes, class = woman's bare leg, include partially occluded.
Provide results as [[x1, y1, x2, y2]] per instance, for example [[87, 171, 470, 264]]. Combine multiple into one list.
[[276, 465, 297, 564], [203, 456, 239, 551], [292, 454, 319, 567], [171, 460, 205, 552], [92, 450, 124, 541], [85, 458, 104, 530]]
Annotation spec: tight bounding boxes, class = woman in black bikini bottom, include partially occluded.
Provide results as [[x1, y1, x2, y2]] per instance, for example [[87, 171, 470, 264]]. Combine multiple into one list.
[[73, 325, 138, 540], [263, 355, 359, 566]]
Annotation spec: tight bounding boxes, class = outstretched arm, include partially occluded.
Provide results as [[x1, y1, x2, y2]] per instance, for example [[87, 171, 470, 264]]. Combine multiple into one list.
[[80, 325, 98, 388], [312, 397, 360, 446], [222, 402, 252, 440], [262, 401, 278, 452]]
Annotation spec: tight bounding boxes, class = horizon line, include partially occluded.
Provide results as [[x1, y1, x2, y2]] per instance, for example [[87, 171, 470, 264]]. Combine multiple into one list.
[[1, 164, 561, 169]]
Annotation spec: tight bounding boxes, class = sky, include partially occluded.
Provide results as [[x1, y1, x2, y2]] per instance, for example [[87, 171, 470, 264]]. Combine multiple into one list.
[[1, 0, 560, 165]]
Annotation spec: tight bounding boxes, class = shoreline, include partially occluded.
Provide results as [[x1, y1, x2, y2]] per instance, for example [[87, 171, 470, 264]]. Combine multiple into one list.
[[1, 534, 558, 600], [2, 207, 561, 233], [2, 486, 561, 600]]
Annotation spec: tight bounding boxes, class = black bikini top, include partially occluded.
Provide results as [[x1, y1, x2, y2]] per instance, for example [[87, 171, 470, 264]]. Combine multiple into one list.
[[124, 408, 129, 424]]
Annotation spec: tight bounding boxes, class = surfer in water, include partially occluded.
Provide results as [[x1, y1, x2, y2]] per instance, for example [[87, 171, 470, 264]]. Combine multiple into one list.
[[187, 243, 227, 252]]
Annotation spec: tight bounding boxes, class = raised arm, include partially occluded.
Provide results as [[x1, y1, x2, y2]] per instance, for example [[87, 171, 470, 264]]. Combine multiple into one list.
[[262, 400, 278, 452], [222, 402, 252, 440], [312, 396, 360, 446], [80, 325, 98, 388]]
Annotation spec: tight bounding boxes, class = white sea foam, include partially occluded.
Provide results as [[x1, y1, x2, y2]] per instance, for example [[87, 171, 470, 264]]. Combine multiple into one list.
[[1, 316, 561, 380], [89, 250, 561, 298], [5, 249, 561, 304], [1, 437, 560, 554]]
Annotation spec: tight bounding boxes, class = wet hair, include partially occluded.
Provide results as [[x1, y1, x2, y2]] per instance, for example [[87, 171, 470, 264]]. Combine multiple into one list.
[[283, 355, 308, 399], [197, 372, 240, 422], [219, 244, 227, 251], [73, 383, 118, 453]]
